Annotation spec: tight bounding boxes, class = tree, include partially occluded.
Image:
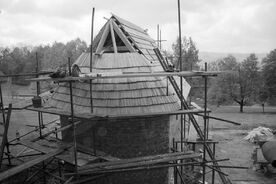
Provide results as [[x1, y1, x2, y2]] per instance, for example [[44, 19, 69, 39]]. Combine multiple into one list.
[[208, 54, 259, 112], [172, 36, 200, 71], [233, 54, 259, 112], [208, 55, 239, 107], [262, 49, 276, 104], [172, 36, 202, 100], [37, 38, 87, 70]]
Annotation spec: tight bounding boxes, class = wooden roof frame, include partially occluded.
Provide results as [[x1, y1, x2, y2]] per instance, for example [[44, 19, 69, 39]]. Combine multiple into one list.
[[109, 21, 117, 53], [111, 19, 136, 52], [95, 19, 136, 55], [95, 20, 110, 54]]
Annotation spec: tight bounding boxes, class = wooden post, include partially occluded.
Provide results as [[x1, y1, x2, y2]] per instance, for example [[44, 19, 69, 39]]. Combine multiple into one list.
[[0, 83, 5, 126], [157, 24, 159, 48], [0, 104, 12, 168], [35, 52, 43, 138], [212, 142, 216, 184], [172, 138, 176, 184], [89, 7, 95, 114], [203, 62, 208, 184], [177, 0, 184, 154], [68, 58, 78, 175], [177, 0, 182, 71], [159, 29, 162, 50]]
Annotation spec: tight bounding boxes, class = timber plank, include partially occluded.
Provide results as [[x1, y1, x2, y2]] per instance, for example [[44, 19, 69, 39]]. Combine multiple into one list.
[[79, 152, 201, 173], [0, 148, 66, 181], [28, 71, 220, 82], [80, 151, 195, 170], [27, 106, 207, 120]]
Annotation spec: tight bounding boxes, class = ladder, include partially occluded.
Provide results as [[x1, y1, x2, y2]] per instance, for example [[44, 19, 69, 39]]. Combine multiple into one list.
[[0, 83, 12, 169], [153, 48, 231, 184]]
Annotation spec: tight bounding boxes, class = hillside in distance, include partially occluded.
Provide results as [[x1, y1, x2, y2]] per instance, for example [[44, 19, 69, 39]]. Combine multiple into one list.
[[198, 51, 266, 64]]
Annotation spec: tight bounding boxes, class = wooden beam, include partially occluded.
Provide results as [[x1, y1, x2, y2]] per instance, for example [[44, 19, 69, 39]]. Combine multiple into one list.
[[109, 21, 117, 53], [76, 144, 120, 162], [0, 71, 53, 78], [0, 148, 66, 182], [103, 46, 129, 52], [28, 71, 220, 82], [79, 152, 201, 174], [0, 104, 12, 168], [95, 21, 110, 54], [195, 114, 241, 125], [31, 121, 81, 141], [19, 140, 52, 153], [19, 138, 72, 154], [27, 107, 208, 120], [111, 20, 136, 52], [80, 151, 195, 171], [102, 109, 208, 119]]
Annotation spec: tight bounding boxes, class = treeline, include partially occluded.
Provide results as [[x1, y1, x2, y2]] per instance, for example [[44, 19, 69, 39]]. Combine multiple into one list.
[[207, 52, 276, 111], [1, 36, 275, 109], [172, 37, 276, 110], [0, 38, 87, 80]]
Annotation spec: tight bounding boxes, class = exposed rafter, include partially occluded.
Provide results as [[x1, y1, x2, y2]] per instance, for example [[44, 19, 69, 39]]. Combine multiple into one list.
[[109, 21, 117, 53], [111, 19, 136, 52], [95, 20, 110, 54]]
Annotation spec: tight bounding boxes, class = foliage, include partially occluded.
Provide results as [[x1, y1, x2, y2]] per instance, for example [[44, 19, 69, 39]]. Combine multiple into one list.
[[208, 55, 239, 106], [208, 54, 260, 112], [172, 36, 200, 71], [172, 36, 202, 100], [0, 38, 87, 85], [261, 49, 276, 104]]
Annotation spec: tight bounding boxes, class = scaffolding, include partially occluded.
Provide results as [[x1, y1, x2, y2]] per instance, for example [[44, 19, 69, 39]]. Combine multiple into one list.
[[0, 58, 246, 184], [0, 4, 245, 183]]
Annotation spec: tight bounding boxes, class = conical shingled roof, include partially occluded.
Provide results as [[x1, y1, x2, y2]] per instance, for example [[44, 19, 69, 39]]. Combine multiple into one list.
[[46, 15, 186, 116], [48, 53, 180, 115]]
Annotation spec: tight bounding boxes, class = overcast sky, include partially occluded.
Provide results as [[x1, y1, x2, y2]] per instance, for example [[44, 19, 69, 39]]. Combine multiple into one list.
[[0, 0, 275, 53]]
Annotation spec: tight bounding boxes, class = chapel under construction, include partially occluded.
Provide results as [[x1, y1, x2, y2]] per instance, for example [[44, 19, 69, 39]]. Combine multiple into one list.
[[0, 13, 237, 184]]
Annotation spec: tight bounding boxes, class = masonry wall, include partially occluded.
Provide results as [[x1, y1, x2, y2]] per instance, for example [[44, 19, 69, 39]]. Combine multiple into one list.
[[61, 115, 174, 184]]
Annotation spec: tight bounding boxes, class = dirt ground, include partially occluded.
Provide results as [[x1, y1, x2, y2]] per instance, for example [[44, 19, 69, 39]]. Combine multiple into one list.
[[207, 105, 276, 184]]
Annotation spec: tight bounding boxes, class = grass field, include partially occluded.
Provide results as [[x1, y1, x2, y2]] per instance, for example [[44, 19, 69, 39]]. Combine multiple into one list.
[[207, 105, 276, 184]]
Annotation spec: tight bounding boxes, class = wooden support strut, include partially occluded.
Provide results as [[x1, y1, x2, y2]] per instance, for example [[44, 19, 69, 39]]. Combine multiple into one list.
[[0, 104, 12, 168], [109, 21, 118, 53], [111, 20, 136, 52], [95, 21, 110, 54], [28, 71, 220, 83]]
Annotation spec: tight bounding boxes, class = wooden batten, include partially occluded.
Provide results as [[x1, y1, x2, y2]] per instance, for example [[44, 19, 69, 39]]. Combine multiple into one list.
[[109, 21, 118, 53], [95, 20, 111, 54], [112, 21, 136, 52]]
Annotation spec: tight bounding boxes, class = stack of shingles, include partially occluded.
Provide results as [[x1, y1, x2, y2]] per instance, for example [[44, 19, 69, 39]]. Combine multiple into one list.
[[47, 53, 180, 116]]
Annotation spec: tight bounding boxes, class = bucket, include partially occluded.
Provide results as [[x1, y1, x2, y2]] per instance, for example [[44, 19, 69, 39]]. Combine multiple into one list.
[[32, 96, 42, 108]]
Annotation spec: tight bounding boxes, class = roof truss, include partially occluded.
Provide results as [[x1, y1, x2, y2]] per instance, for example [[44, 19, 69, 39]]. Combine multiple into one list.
[[95, 19, 136, 55]]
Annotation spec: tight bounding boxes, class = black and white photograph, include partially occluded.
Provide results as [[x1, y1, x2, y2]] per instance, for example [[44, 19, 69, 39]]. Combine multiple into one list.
[[0, 0, 275, 183]]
